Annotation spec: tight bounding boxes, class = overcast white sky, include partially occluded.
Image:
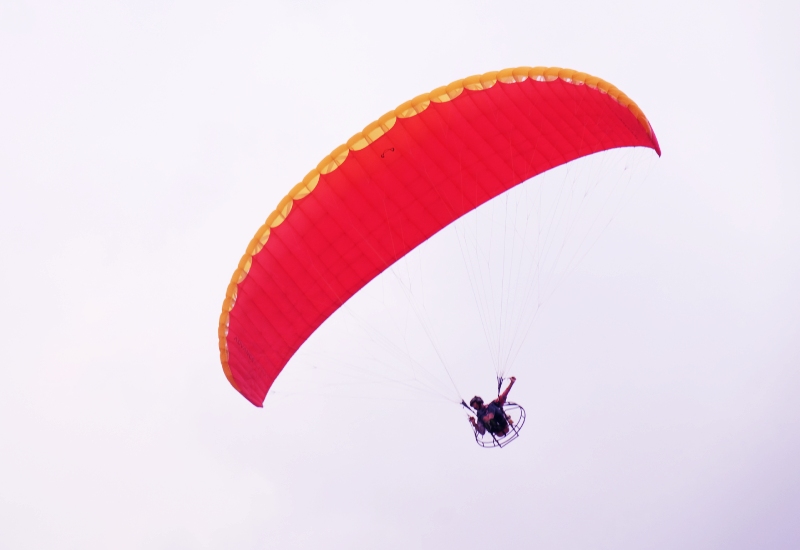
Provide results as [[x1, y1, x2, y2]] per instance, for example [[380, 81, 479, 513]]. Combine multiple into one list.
[[1, 0, 799, 548]]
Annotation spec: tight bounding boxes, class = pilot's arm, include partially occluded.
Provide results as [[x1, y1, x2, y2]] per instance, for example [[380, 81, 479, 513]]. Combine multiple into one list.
[[469, 416, 486, 435]]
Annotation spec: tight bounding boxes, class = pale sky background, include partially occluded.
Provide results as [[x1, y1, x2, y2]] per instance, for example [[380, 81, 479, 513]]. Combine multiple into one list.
[[1, 0, 799, 548]]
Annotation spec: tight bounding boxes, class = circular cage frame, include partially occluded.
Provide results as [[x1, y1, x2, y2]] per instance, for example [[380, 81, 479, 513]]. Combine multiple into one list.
[[470, 402, 526, 449]]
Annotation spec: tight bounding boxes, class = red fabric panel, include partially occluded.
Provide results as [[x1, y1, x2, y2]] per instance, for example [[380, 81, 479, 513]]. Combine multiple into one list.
[[227, 78, 660, 406]]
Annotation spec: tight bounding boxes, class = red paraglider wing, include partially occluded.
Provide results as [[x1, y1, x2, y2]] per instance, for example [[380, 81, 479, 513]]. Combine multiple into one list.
[[219, 67, 660, 406]]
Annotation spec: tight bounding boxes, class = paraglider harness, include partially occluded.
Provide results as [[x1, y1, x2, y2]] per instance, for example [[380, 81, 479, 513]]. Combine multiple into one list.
[[463, 377, 526, 449], [475, 400, 509, 434]]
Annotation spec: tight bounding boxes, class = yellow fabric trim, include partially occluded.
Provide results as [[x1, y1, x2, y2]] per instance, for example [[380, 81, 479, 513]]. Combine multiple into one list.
[[218, 66, 657, 388]]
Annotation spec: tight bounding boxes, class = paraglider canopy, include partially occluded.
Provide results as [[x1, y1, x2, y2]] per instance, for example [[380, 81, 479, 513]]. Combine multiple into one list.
[[218, 66, 661, 408]]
